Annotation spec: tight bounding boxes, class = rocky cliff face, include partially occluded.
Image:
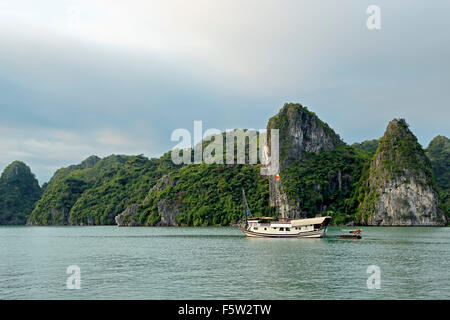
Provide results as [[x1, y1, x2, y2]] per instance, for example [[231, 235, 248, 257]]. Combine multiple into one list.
[[267, 103, 343, 168], [0, 161, 42, 225], [115, 174, 182, 226], [265, 103, 344, 216], [358, 119, 445, 226], [115, 204, 139, 226]]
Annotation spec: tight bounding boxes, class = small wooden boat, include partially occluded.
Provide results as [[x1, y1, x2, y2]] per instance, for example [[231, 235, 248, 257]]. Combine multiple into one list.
[[338, 229, 362, 239]]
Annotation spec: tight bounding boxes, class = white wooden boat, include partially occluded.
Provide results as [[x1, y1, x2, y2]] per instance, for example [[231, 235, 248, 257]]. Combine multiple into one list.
[[240, 216, 331, 238], [239, 189, 331, 238]]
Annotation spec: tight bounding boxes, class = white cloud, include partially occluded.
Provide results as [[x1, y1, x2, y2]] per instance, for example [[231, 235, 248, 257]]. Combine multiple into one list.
[[0, 1, 365, 93], [0, 125, 157, 183]]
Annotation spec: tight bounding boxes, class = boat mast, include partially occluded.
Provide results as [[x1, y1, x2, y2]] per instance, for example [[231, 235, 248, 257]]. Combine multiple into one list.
[[242, 189, 251, 219]]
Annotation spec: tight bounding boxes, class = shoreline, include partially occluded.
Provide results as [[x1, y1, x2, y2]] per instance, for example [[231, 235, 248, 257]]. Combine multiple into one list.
[[1, 224, 448, 227]]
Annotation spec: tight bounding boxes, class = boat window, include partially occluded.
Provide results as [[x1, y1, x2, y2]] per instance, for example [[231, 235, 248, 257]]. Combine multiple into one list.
[[254, 227, 258, 230], [264, 228, 267, 230], [286, 228, 290, 231], [279, 227, 284, 231]]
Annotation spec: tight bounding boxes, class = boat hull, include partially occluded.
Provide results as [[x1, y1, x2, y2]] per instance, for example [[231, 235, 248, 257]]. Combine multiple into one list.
[[338, 235, 361, 239], [240, 227, 326, 238]]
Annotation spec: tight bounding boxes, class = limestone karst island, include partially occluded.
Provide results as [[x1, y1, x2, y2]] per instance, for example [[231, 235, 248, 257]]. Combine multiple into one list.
[[1, 104, 448, 227]]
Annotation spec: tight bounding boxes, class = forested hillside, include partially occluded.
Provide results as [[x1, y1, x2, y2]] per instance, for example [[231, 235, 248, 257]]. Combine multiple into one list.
[[0, 161, 42, 225]]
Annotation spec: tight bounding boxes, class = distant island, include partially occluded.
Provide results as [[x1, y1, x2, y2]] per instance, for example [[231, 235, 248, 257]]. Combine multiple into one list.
[[1, 103, 448, 226]]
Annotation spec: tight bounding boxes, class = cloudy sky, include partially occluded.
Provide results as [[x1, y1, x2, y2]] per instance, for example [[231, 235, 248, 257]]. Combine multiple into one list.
[[1, 0, 449, 183]]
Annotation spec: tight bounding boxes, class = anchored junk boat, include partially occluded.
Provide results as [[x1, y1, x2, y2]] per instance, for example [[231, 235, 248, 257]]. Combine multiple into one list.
[[240, 216, 332, 238], [239, 189, 331, 238]]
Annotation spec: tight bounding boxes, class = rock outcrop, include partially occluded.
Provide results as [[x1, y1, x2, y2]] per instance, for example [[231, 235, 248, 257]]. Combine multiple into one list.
[[0, 161, 42, 225], [115, 204, 139, 227], [358, 119, 445, 226], [267, 103, 343, 168], [265, 103, 344, 216], [115, 174, 182, 226]]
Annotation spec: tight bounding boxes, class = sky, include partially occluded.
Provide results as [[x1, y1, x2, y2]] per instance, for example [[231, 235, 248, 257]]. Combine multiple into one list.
[[0, 0, 449, 184]]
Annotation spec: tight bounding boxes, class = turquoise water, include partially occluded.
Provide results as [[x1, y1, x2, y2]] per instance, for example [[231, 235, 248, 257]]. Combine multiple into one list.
[[0, 226, 449, 300]]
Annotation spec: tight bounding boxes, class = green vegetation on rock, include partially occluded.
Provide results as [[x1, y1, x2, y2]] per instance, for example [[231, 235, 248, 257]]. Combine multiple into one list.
[[426, 135, 450, 219], [28, 154, 180, 225], [351, 139, 379, 153], [369, 119, 434, 185], [356, 119, 441, 225], [68, 153, 181, 225], [281, 145, 372, 225], [0, 161, 42, 225], [120, 163, 273, 226], [29, 155, 131, 225]]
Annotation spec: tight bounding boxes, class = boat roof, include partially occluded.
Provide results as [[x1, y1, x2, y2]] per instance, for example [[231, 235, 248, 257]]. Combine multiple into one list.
[[290, 216, 331, 227], [248, 216, 332, 225], [247, 216, 276, 220]]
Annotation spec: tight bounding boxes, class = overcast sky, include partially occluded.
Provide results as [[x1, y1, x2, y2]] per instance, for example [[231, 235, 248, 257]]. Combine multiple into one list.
[[1, 0, 449, 183]]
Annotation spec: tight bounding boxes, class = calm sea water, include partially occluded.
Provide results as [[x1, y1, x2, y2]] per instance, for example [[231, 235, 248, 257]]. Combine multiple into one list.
[[0, 226, 449, 300]]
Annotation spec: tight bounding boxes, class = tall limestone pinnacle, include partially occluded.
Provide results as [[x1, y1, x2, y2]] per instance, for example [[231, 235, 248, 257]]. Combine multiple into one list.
[[0, 161, 42, 225], [265, 103, 344, 217], [266, 103, 343, 169], [358, 119, 446, 226]]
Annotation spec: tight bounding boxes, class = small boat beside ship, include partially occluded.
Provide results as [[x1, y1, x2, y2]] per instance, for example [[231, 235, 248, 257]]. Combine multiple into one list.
[[338, 229, 362, 239], [239, 189, 331, 238]]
